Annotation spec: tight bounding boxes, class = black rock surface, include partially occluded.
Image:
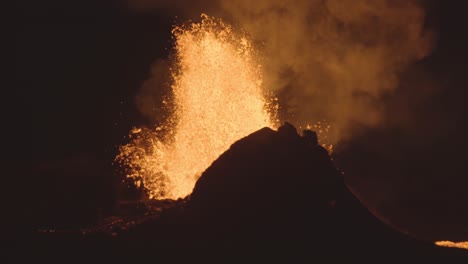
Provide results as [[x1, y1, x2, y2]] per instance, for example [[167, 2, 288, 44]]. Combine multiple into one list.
[[21, 123, 468, 263]]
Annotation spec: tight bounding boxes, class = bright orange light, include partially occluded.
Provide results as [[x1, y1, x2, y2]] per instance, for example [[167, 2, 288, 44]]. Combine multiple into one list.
[[116, 15, 278, 199], [435, 240, 468, 250]]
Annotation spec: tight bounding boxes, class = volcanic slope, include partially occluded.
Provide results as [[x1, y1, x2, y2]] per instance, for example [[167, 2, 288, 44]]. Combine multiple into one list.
[[25, 123, 468, 263], [120, 122, 467, 262]]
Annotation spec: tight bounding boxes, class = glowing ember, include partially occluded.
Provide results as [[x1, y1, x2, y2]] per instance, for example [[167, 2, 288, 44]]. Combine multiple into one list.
[[304, 121, 334, 153], [116, 15, 278, 199], [435, 241, 468, 250]]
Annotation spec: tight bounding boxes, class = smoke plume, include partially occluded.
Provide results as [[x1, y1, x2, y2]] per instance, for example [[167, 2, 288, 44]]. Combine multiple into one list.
[[128, 0, 434, 143]]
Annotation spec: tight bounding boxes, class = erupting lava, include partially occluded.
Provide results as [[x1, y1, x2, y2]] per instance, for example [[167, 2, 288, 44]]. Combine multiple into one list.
[[117, 15, 278, 199]]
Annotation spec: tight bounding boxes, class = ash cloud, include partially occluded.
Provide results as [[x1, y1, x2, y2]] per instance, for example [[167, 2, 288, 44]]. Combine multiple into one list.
[[220, 0, 434, 142], [134, 59, 173, 124], [128, 0, 434, 143]]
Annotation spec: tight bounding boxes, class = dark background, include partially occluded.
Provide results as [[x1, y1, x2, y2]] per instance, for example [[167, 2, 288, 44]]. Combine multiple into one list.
[[16, 0, 467, 241]]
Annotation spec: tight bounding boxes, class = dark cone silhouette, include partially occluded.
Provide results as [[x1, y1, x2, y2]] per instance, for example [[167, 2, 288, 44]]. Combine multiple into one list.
[[121, 123, 467, 262], [25, 123, 468, 263]]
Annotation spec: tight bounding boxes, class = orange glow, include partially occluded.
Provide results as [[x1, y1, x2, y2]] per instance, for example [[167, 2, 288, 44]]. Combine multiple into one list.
[[116, 15, 278, 199], [435, 241, 468, 250]]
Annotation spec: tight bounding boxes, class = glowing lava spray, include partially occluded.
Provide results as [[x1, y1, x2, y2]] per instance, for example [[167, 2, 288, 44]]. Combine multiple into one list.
[[116, 15, 278, 199]]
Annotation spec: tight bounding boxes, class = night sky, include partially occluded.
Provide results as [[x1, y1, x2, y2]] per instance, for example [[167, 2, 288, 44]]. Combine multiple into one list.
[[18, 0, 468, 241]]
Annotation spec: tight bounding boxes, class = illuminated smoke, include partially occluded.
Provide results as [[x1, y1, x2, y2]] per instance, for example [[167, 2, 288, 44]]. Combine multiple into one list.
[[219, 0, 434, 143], [128, 0, 434, 143]]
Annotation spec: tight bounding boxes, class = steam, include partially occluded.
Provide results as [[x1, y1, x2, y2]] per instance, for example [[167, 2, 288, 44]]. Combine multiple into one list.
[[135, 59, 173, 124], [128, 0, 434, 143]]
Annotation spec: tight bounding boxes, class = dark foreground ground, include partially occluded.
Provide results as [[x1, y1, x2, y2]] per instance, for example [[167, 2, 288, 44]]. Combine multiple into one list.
[[14, 124, 468, 263]]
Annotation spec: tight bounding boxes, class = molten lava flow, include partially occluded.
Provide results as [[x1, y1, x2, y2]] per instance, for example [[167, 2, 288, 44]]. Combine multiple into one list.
[[117, 15, 278, 199], [435, 241, 468, 250]]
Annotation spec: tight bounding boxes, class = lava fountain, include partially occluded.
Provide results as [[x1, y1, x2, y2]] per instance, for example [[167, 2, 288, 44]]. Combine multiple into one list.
[[116, 15, 278, 199]]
